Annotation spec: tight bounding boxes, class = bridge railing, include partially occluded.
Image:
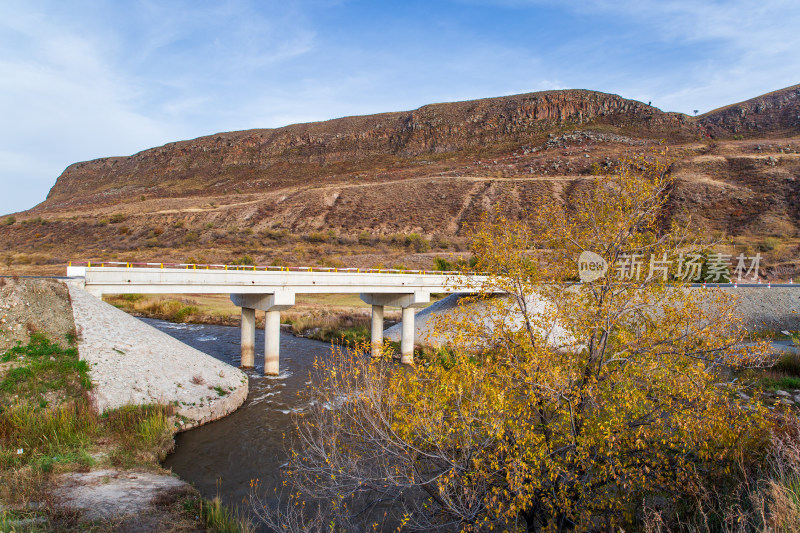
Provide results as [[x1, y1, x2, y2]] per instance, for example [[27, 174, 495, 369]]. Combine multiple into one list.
[[67, 260, 475, 276]]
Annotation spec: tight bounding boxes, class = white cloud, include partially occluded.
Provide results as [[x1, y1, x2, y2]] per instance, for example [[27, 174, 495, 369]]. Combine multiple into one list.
[[0, 1, 317, 214], [0, 0, 798, 216]]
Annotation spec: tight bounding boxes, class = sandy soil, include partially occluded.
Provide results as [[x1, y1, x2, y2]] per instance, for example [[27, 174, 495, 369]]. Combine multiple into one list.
[[0, 277, 75, 352]]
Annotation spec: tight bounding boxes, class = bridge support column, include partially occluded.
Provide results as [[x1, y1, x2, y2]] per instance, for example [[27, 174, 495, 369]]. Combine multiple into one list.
[[370, 305, 384, 358], [360, 292, 429, 365], [231, 291, 295, 376], [240, 307, 255, 369], [264, 310, 281, 375], [400, 306, 416, 365]]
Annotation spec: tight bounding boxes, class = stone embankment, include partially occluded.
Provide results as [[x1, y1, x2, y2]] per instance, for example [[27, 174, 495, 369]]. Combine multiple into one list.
[[67, 283, 247, 429], [1, 277, 249, 527], [387, 287, 800, 347]]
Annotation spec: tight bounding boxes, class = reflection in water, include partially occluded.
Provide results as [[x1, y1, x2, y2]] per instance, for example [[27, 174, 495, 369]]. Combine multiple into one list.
[[149, 318, 330, 514]]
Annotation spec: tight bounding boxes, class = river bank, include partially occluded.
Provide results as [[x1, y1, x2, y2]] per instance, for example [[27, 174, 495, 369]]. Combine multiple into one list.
[[0, 277, 251, 531]]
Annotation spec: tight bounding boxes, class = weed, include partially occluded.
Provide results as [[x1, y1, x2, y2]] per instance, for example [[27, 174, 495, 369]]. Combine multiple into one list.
[[173, 305, 199, 323], [762, 236, 782, 252], [776, 352, 800, 377], [357, 231, 372, 244], [182, 495, 254, 533], [0, 334, 89, 398], [763, 375, 800, 391], [290, 315, 371, 345], [261, 228, 289, 242], [232, 255, 255, 266], [104, 404, 174, 463], [405, 232, 431, 252], [433, 257, 454, 271], [306, 231, 327, 243]]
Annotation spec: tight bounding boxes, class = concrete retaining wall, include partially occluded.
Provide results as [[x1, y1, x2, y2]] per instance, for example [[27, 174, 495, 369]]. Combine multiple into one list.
[[67, 285, 248, 430]]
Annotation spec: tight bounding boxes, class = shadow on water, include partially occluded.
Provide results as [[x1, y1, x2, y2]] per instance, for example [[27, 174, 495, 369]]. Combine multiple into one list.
[[145, 318, 331, 518]]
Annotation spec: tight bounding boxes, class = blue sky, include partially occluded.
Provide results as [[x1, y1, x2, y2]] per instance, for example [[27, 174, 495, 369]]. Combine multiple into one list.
[[1, 0, 799, 215]]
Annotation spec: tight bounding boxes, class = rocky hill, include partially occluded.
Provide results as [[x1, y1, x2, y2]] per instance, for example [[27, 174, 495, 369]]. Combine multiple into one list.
[[2, 85, 799, 278]]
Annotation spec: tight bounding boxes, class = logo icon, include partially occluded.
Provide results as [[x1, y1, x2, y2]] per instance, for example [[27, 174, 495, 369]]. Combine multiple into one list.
[[578, 251, 608, 282]]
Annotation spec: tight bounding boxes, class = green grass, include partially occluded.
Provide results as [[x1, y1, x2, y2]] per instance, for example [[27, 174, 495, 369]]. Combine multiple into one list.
[[762, 375, 800, 391], [0, 335, 177, 502], [182, 495, 254, 533], [0, 334, 90, 396]]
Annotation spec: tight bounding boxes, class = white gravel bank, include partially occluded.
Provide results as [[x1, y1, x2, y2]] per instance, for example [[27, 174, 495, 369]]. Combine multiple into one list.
[[67, 285, 247, 430]]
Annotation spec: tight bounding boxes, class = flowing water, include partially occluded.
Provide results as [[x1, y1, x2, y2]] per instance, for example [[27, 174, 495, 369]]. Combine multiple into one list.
[[147, 318, 331, 513]]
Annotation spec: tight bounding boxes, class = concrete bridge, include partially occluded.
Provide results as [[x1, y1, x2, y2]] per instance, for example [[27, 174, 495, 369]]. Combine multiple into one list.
[[67, 262, 488, 375]]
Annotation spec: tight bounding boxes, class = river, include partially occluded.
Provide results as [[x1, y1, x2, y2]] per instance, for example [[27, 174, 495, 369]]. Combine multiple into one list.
[[145, 318, 331, 516]]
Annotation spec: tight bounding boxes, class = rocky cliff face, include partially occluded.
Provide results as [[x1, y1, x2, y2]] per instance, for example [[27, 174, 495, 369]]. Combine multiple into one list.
[[700, 84, 800, 138], [43, 89, 693, 208], [3, 85, 800, 277]]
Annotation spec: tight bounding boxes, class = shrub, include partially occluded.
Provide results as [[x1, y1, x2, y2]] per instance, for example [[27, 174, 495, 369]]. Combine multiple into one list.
[[405, 232, 430, 252], [4, 216, 15, 226], [232, 255, 255, 266], [109, 213, 125, 224], [273, 156, 773, 531], [775, 351, 800, 377], [307, 232, 327, 243], [172, 305, 198, 323], [261, 228, 289, 242], [433, 257, 454, 271], [762, 237, 782, 252]]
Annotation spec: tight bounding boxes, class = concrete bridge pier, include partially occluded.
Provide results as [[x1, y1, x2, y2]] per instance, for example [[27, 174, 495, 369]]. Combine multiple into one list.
[[231, 292, 296, 375], [400, 306, 416, 365], [361, 292, 430, 364], [370, 305, 384, 358], [240, 307, 256, 369]]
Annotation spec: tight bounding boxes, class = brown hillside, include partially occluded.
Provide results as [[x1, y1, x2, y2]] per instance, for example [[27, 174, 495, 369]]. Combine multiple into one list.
[[2, 85, 799, 279]]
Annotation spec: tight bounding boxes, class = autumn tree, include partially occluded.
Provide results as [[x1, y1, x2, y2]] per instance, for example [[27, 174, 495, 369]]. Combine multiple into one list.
[[255, 156, 772, 532]]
